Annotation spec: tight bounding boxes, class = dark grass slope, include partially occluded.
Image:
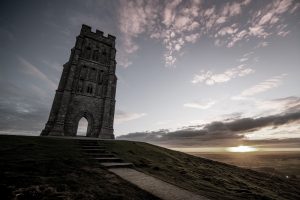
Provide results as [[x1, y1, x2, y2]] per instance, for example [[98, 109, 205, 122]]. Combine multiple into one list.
[[104, 140, 300, 200], [0, 135, 159, 200], [1, 135, 299, 200]]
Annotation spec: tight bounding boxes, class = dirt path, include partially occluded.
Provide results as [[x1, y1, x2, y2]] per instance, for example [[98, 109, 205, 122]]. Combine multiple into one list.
[[109, 168, 209, 200]]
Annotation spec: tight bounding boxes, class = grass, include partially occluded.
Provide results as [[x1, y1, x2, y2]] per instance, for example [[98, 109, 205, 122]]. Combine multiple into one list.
[[1, 135, 299, 200], [190, 151, 300, 178], [104, 140, 300, 200], [0, 135, 159, 200]]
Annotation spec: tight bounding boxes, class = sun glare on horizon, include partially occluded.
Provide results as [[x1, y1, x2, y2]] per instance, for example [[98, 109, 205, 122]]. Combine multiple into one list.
[[227, 145, 258, 153]]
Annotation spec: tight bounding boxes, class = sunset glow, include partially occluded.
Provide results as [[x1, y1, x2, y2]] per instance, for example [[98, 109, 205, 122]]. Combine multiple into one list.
[[227, 146, 258, 153]]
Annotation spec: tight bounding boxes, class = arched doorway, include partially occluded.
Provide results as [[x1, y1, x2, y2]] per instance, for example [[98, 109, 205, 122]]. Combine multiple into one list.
[[77, 117, 88, 136]]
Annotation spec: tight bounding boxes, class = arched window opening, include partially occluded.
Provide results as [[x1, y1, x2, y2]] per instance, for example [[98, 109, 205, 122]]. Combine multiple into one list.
[[88, 68, 96, 81], [86, 84, 93, 94], [93, 50, 99, 61], [85, 47, 91, 59], [80, 66, 87, 79], [77, 80, 83, 92], [98, 71, 103, 84], [77, 117, 88, 136]]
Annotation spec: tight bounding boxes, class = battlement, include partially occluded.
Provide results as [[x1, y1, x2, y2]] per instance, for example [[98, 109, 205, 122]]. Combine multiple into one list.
[[80, 24, 116, 44]]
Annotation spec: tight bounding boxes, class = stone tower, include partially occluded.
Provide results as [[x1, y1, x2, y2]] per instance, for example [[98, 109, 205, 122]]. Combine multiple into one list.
[[41, 24, 117, 139]]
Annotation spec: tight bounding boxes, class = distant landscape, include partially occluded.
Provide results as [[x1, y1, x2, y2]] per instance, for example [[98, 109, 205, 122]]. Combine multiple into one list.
[[189, 151, 300, 180]]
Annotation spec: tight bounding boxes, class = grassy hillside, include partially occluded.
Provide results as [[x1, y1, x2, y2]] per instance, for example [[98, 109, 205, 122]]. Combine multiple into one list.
[[0, 135, 159, 200], [1, 135, 299, 200], [104, 140, 300, 200]]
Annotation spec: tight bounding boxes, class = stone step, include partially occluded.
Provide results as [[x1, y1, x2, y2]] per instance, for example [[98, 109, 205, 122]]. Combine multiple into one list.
[[83, 148, 106, 150], [78, 141, 99, 143], [81, 147, 106, 150], [90, 157, 122, 162], [81, 145, 104, 148], [83, 149, 107, 153], [82, 148, 106, 152], [80, 144, 100, 146], [84, 153, 115, 157], [100, 162, 133, 169], [79, 143, 100, 145]]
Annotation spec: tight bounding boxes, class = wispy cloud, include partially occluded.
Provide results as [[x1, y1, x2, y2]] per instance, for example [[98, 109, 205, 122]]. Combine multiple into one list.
[[184, 100, 216, 109], [41, 59, 61, 72], [18, 56, 57, 89], [255, 41, 269, 48], [240, 74, 287, 97], [0, 80, 51, 133], [192, 64, 254, 85], [255, 96, 300, 116], [118, 0, 299, 67], [236, 51, 254, 63], [118, 0, 203, 67], [118, 0, 160, 67], [115, 109, 147, 124], [0, 27, 16, 41], [225, 0, 296, 47]]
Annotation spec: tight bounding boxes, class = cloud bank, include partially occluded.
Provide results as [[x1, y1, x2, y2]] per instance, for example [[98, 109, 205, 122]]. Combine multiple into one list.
[[118, 97, 300, 147]]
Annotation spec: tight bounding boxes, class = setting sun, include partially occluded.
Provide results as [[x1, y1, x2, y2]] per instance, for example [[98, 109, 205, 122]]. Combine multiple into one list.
[[227, 145, 258, 153]]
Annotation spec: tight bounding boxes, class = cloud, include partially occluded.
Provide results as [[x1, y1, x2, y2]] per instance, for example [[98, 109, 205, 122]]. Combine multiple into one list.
[[236, 51, 256, 64], [239, 57, 248, 62], [245, 121, 300, 140], [118, 0, 149, 50], [184, 100, 216, 109], [118, 0, 202, 67], [0, 81, 50, 134], [255, 96, 300, 115], [118, 101, 300, 147], [115, 109, 147, 124], [18, 56, 57, 89], [209, 0, 298, 48], [0, 27, 16, 41], [118, 0, 160, 67], [256, 41, 269, 48], [117, 0, 299, 67], [0, 56, 62, 134], [192, 64, 254, 85], [240, 74, 287, 97], [41, 59, 61, 72], [185, 33, 200, 43]]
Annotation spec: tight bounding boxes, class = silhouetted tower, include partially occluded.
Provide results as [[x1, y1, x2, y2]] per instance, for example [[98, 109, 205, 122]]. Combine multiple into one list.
[[41, 24, 117, 139]]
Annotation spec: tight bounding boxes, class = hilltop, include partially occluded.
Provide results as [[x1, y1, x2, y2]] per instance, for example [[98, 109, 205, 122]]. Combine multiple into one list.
[[0, 135, 158, 200], [0, 135, 299, 200]]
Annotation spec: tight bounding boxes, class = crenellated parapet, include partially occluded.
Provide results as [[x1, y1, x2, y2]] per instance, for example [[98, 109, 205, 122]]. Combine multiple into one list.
[[80, 24, 116, 47]]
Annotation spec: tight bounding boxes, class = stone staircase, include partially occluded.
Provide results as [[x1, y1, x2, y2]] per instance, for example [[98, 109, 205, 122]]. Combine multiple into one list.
[[78, 140, 133, 168], [77, 139, 209, 200]]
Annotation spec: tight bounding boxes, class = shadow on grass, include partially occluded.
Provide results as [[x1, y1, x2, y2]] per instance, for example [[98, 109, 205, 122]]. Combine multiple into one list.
[[0, 135, 159, 200]]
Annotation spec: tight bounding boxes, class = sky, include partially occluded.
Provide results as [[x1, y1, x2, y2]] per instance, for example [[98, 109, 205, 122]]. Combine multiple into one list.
[[0, 0, 300, 149]]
